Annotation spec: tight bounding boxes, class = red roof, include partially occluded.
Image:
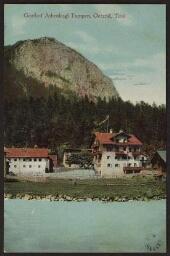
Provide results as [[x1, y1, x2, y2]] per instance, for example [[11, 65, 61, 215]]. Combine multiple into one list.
[[4, 147, 10, 153], [94, 132, 142, 145], [6, 148, 49, 158]]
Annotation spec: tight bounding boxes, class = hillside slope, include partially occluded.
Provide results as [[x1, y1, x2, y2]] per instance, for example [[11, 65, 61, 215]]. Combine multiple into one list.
[[4, 37, 119, 101]]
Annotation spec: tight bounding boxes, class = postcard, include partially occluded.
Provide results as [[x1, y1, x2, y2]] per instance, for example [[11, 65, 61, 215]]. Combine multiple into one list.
[[4, 3, 167, 254]]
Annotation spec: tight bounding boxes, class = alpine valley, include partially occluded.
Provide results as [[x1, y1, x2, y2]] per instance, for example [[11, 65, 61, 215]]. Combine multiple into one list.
[[4, 37, 166, 157]]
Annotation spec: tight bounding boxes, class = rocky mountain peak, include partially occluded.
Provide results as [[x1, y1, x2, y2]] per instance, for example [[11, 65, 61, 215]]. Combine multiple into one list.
[[5, 37, 119, 101]]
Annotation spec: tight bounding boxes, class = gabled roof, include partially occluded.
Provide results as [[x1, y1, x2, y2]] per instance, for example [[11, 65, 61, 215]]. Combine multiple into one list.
[[93, 132, 142, 145], [5, 148, 49, 158], [114, 131, 131, 139], [4, 147, 10, 153], [156, 151, 166, 163], [94, 132, 117, 144]]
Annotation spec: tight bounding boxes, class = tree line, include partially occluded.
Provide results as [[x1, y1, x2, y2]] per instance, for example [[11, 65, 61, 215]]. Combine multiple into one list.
[[4, 86, 166, 160]]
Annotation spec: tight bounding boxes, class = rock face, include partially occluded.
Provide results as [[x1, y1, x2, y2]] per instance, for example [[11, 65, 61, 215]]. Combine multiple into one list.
[[4, 37, 119, 101]]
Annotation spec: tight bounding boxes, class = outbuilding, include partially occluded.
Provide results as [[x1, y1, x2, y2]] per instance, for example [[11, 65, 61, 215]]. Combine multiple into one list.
[[151, 151, 166, 178], [5, 148, 55, 175]]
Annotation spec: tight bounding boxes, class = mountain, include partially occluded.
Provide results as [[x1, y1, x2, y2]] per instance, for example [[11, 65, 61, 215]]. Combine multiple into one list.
[[4, 37, 119, 101]]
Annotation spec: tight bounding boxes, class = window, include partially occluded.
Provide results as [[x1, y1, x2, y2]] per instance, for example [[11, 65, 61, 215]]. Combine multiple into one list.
[[107, 147, 112, 152], [123, 147, 126, 151], [115, 164, 120, 167], [29, 165, 32, 168], [107, 156, 110, 159], [34, 159, 37, 162], [134, 156, 136, 160], [39, 159, 42, 162], [38, 165, 41, 168], [14, 158, 17, 161], [14, 165, 17, 168], [107, 163, 112, 167], [29, 158, 32, 161], [23, 165, 26, 168], [134, 148, 136, 152], [23, 158, 29, 161], [129, 148, 131, 152]]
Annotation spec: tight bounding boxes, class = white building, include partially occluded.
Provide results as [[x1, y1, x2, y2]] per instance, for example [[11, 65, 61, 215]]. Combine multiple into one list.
[[6, 148, 53, 175], [91, 130, 147, 178]]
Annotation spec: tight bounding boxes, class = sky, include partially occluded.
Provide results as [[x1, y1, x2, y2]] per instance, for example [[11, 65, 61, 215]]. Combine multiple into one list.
[[4, 4, 166, 105]]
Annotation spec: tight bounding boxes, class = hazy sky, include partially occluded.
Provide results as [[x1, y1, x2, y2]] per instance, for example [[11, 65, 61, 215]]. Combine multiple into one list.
[[4, 4, 166, 105]]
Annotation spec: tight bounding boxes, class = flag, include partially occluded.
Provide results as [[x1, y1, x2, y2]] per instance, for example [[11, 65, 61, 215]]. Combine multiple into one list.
[[98, 115, 109, 126]]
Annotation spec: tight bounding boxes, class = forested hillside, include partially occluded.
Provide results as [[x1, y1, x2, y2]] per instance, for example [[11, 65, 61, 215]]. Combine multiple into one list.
[[4, 89, 166, 159]]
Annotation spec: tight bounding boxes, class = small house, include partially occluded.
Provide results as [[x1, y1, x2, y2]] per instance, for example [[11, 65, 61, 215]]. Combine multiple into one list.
[[63, 148, 92, 168], [151, 151, 166, 178]]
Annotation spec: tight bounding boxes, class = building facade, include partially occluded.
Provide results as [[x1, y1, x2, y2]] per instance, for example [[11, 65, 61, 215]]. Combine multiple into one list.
[[63, 148, 82, 168], [63, 148, 92, 168], [6, 148, 55, 175], [91, 130, 147, 178]]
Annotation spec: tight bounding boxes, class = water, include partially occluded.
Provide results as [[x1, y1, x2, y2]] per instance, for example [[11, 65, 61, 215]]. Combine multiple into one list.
[[4, 199, 166, 253]]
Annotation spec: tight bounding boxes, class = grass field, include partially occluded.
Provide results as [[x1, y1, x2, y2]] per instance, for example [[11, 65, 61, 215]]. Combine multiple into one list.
[[4, 176, 166, 200]]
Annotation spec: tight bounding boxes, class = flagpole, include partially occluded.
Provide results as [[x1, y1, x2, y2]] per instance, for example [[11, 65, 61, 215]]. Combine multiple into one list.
[[107, 115, 109, 133]]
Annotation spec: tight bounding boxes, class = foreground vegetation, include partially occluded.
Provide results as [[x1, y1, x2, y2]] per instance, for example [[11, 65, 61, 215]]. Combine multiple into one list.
[[4, 176, 166, 201]]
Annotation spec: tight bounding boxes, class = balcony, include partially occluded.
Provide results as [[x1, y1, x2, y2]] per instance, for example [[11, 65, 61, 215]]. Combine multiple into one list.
[[123, 167, 144, 174], [115, 151, 141, 156], [93, 151, 102, 156], [115, 151, 126, 155], [131, 151, 141, 155], [123, 167, 144, 171]]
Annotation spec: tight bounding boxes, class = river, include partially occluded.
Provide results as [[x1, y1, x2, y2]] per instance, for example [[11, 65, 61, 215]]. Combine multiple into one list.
[[4, 199, 166, 253]]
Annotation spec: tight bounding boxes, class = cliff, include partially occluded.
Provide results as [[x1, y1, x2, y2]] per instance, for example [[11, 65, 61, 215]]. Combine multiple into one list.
[[4, 37, 119, 101]]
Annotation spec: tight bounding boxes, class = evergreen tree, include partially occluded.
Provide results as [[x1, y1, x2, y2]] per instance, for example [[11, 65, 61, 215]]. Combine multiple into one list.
[[4, 86, 166, 157]]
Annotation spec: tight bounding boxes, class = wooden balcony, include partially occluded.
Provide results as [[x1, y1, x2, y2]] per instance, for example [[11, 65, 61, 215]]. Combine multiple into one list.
[[115, 151, 141, 156], [123, 167, 144, 171], [93, 151, 102, 156], [131, 151, 141, 155]]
